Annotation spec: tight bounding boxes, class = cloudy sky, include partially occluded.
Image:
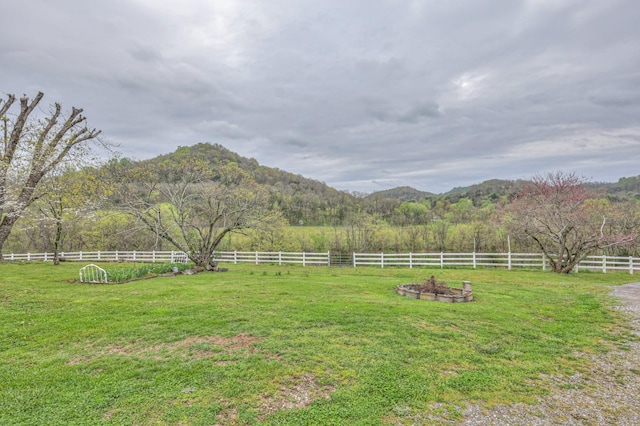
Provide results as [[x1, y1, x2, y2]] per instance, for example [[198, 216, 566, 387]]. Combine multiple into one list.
[[2, 0, 639, 193]]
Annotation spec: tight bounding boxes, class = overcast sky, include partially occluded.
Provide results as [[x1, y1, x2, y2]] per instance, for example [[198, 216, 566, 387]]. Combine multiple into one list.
[[2, 0, 639, 193]]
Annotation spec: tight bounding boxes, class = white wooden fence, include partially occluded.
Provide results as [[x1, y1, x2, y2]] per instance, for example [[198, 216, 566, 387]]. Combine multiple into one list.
[[352, 252, 640, 274], [213, 251, 331, 266], [2, 250, 639, 274], [0, 250, 188, 264]]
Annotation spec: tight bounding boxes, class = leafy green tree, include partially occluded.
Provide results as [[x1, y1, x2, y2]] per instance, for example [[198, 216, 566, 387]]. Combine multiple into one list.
[[394, 201, 428, 225], [33, 167, 110, 264]]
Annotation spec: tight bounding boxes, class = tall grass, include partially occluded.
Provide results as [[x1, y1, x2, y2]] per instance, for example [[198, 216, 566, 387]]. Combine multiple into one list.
[[0, 262, 636, 425], [104, 262, 190, 283]]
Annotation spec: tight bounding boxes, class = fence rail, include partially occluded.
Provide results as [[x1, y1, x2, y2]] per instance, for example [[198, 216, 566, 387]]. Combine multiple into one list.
[[0, 251, 188, 264], [1, 250, 639, 274]]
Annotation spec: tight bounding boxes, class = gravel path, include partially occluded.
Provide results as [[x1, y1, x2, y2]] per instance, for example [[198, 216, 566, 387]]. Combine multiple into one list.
[[458, 282, 640, 425]]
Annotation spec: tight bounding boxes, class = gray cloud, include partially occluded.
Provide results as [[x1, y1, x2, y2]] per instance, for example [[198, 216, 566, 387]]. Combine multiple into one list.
[[1, 0, 639, 193]]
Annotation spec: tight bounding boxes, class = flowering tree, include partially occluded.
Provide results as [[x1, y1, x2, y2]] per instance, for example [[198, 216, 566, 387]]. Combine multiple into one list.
[[507, 171, 635, 273], [0, 92, 101, 259]]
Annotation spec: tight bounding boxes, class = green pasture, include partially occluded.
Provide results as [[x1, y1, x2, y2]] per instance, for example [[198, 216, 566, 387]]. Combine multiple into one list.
[[0, 262, 637, 425]]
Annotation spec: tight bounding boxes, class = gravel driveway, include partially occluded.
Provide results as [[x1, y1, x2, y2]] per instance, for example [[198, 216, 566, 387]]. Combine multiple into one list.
[[458, 282, 640, 425]]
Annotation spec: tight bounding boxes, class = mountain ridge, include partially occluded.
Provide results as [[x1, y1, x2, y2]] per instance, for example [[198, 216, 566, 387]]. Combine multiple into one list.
[[133, 142, 640, 203]]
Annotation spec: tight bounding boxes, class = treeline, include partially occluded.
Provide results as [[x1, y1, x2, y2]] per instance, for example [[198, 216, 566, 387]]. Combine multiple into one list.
[[4, 143, 640, 257]]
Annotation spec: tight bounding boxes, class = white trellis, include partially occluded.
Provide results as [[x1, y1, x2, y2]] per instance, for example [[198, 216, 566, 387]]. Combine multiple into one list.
[[79, 264, 108, 283]]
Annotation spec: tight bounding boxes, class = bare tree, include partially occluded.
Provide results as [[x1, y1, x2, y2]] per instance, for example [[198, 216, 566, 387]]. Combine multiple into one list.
[[507, 171, 635, 273], [115, 158, 270, 270], [0, 92, 101, 259]]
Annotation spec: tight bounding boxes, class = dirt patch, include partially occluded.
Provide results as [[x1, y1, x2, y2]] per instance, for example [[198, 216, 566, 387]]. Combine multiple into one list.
[[66, 334, 265, 365], [212, 373, 337, 425], [258, 373, 336, 418]]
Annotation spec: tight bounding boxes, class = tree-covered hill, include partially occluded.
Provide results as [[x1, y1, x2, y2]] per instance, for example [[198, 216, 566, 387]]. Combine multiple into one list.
[[121, 142, 640, 224], [363, 186, 435, 203]]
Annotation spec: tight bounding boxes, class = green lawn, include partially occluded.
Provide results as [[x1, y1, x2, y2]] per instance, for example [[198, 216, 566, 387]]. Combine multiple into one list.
[[0, 262, 636, 425]]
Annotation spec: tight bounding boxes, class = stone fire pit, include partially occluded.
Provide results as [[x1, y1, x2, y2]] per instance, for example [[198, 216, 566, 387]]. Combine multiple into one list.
[[396, 277, 473, 303]]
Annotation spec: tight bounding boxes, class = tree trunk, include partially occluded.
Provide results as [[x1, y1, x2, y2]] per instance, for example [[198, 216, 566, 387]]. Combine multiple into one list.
[[0, 216, 18, 260], [53, 219, 63, 266]]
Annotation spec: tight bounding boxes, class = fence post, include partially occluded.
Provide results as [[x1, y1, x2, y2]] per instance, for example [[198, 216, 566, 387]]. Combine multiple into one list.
[[473, 251, 476, 269], [440, 252, 444, 269], [234, 251, 237, 265], [327, 251, 331, 267], [255, 251, 259, 265], [278, 251, 282, 266], [44, 252, 48, 262], [353, 252, 356, 268], [303, 252, 306, 267], [152, 251, 156, 262], [409, 252, 413, 269], [508, 251, 512, 271], [602, 255, 607, 273], [631, 256, 634, 275]]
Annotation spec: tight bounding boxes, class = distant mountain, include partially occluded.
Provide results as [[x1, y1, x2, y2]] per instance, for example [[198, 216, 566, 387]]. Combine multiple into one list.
[[138, 143, 640, 208], [364, 186, 435, 203], [367, 180, 527, 206], [149, 142, 349, 198], [135, 142, 356, 225], [591, 176, 640, 201], [442, 179, 529, 205]]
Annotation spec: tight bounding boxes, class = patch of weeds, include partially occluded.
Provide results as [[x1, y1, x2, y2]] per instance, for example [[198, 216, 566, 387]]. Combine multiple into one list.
[[104, 263, 188, 283], [476, 343, 502, 355]]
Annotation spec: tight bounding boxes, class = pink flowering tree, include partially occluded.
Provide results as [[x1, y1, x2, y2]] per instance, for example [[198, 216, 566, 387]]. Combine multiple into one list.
[[507, 171, 635, 273]]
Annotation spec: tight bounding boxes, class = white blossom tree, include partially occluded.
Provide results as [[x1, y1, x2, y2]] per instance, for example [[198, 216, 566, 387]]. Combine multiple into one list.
[[0, 92, 102, 259]]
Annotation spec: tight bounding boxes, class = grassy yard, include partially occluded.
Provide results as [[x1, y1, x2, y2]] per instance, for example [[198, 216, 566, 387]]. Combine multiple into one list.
[[0, 262, 637, 425]]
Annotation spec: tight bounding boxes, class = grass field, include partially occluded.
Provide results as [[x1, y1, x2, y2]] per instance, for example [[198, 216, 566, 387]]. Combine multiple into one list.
[[0, 262, 637, 425]]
